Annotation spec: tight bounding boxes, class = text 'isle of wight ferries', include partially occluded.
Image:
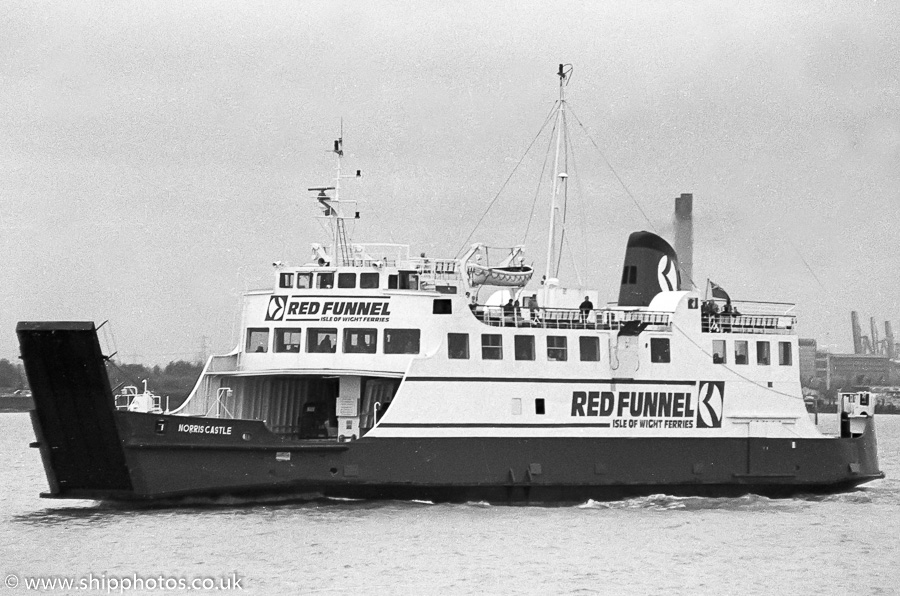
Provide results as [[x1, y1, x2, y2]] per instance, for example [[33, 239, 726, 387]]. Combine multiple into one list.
[[266, 297, 392, 323], [571, 382, 725, 429]]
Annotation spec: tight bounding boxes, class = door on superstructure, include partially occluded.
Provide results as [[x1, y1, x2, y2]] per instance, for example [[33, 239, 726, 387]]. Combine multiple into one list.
[[298, 377, 339, 439]]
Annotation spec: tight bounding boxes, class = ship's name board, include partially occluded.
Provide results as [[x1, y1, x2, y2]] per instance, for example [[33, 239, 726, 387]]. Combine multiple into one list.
[[571, 383, 724, 429], [266, 296, 392, 322], [177, 423, 233, 435]]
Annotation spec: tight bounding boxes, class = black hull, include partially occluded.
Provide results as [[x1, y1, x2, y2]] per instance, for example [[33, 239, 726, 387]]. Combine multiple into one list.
[[18, 321, 884, 504], [32, 410, 885, 504]]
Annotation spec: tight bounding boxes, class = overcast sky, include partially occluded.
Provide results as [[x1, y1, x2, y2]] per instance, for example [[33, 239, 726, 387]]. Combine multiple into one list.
[[2, 1, 898, 363]]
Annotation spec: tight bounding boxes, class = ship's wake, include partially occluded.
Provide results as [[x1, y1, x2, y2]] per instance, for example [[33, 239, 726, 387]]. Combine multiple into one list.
[[576, 489, 880, 511]]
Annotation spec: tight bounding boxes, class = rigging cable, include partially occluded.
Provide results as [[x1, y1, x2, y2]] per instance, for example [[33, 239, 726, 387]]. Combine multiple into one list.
[[566, 105, 659, 236], [521, 117, 558, 246], [562, 112, 589, 287], [455, 100, 560, 258], [671, 322, 806, 403]]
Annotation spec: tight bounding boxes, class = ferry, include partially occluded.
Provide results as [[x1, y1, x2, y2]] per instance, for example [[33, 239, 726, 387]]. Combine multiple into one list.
[[18, 66, 883, 503]]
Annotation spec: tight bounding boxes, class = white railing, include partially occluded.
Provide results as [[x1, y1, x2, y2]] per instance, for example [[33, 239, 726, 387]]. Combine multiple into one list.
[[701, 301, 797, 334], [472, 306, 671, 331]]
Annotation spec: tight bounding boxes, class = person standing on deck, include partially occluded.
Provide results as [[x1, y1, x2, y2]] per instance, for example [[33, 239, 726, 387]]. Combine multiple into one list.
[[528, 294, 540, 324], [579, 296, 594, 325], [503, 299, 515, 326]]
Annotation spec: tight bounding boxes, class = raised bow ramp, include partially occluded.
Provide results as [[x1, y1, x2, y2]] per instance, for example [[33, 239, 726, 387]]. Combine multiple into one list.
[[17, 321, 134, 499]]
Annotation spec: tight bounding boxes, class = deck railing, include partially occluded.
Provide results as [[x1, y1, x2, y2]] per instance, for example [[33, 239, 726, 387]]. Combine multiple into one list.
[[472, 306, 671, 331], [701, 314, 796, 334], [701, 300, 796, 334]]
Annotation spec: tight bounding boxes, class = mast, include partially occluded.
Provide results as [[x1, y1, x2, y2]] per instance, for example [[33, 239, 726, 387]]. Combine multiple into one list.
[[309, 123, 362, 266], [544, 64, 571, 281]]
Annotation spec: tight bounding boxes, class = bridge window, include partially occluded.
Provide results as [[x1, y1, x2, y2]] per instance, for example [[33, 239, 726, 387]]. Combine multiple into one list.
[[388, 274, 398, 289], [338, 273, 356, 289], [274, 328, 302, 353], [535, 398, 546, 415], [514, 335, 535, 360], [547, 336, 568, 361], [307, 328, 337, 353], [246, 328, 269, 353], [343, 328, 377, 354], [757, 341, 771, 365], [385, 329, 420, 354], [651, 338, 671, 363], [579, 336, 600, 361], [316, 272, 334, 289], [779, 341, 792, 366], [712, 340, 726, 364], [734, 340, 748, 365], [297, 273, 313, 289], [481, 334, 503, 360], [279, 272, 294, 288], [448, 333, 469, 359], [360, 272, 380, 289]]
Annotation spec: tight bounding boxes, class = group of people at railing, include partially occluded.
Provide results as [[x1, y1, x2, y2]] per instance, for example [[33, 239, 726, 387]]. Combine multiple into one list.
[[701, 299, 794, 333], [469, 295, 669, 331]]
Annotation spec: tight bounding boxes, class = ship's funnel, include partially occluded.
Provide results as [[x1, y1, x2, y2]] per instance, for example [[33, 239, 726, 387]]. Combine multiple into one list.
[[617, 231, 681, 307], [673, 193, 693, 291]]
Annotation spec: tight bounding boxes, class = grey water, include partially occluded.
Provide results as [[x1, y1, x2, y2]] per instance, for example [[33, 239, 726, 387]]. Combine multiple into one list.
[[1, 413, 898, 596]]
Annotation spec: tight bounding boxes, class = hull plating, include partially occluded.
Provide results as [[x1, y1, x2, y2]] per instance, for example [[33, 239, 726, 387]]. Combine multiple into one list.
[[54, 411, 883, 504]]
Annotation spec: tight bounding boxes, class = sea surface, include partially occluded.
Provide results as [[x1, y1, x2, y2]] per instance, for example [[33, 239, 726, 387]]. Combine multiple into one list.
[[1, 413, 898, 596]]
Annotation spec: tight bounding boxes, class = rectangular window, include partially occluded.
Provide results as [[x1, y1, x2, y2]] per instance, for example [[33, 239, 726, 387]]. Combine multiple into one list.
[[579, 336, 600, 361], [316, 272, 334, 289], [384, 329, 421, 354], [757, 341, 771, 365], [514, 335, 535, 360], [433, 299, 452, 314], [246, 328, 269, 353], [274, 328, 302, 353], [734, 340, 749, 365], [279, 272, 294, 288], [621, 265, 637, 284], [481, 334, 503, 360], [343, 328, 377, 354], [535, 398, 546, 415], [307, 328, 337, 353], [712, 340, 726, 364], [448, 333, 469, 359], [360, 272, 379, 289], [338, 272, 357, 289], [296, 273, 313, 289], [399, 271, 419, 290], [511, 398, 522, 415], [388, 274, 398, 289], [547, 336, 567, 361], [650, 337, 671, 363], [779, 341, 792, 366]]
